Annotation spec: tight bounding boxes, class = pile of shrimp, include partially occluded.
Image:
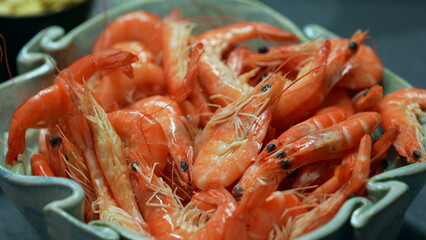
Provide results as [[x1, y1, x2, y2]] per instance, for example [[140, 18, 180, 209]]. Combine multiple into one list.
[[5, 10, 426, 240]]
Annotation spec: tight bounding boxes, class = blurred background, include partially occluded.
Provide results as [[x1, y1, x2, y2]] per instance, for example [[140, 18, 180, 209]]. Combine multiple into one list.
[[0, 0, 425, 239]]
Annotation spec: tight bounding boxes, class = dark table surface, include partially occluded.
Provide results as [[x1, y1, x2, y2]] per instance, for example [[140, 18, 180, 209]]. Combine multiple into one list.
[[1, 0, 426, 239]]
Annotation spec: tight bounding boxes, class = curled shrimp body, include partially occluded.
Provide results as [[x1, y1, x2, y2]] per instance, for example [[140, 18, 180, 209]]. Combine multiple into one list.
[[108, 110, 168, 174], [272, 32, 366, 130], [192, 73, 285, 190], [352, 85, 383, 112], [93, 11, 163, 57], [92, 41, 166, 112], [197, 22, 297, 107], [6, 50, 137, 165], [30, 153, 54, 177], [234, 108, 346, 197], [162, 18, 203, 102], [379, 88, 426, 163], [235, 112, 380, 197], [130, 96, 194, 185], [289, 135, 372, 238]]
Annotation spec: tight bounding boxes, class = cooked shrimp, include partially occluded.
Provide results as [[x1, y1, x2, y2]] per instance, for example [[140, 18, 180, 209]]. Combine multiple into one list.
[[130, 96, 194, 186], [92, 41, 166, 112], [192, 73, 285, 190], [108, 110, 169, 174], [93, 11, 163, 58], [30, 153, 54, 177], [235, 112, 380, 197], [6, 50, 137, 165], [317, 87, 355, 116], [289, 135, 372, 238], [379, 88, 426, 163]]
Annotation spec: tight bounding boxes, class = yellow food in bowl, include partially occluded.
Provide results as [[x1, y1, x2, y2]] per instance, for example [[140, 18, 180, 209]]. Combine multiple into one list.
[[0, 0, 84, 17]]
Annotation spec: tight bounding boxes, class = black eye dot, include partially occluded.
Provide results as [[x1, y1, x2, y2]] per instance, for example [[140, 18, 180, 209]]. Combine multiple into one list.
[[131, 161, 139, 171], [276, 151, 286, 159], [261, 84, 271, 92], [413, 150, 422, 159], [267, 144, 276, 152], [257, 46, 269, 54], [381, 159, 388, 169], [287, 169, 298, 179], [49, 135, 62, 147], [348, 41, 358, 51], [180, 161, 189, 171], [348, 193, 357, 199], [233, 186, 243, 197], [280, 160, 292, 170]]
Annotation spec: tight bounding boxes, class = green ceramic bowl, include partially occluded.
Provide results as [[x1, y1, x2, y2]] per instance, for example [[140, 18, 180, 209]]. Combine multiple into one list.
[[0, 0, 425, 239]]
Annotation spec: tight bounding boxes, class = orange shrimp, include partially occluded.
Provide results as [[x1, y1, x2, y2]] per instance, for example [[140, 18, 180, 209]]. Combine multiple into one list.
[[226, 45, 250, 76], [379, 88, 426, 163], [197, 22, 298, 57], [192, 73, 285, 190], [93, 11, 163, 58], [130, 96, 194, 186], [291, 160, 339, 191], [272, 31, 367, 130], [162, 17, 204, 102], [235, 112, 380, 197], [62, 80, 147, 232], [6, 50, 137, 165], [247, 191, 308, 240], [233, 108, 346, 197], [108, 110, 169, 174], [30, 153, 54, 177], [248, 32, 382, 90], [352, 85, 383, 112], [337, 44, 384, 90], [130, 160, 181, 239], [289, 134, 372, 238], [92, 41, 166, 112]]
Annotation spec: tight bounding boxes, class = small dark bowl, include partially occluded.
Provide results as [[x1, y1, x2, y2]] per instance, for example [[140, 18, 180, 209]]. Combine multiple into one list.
[[0, 0, 94, 82]]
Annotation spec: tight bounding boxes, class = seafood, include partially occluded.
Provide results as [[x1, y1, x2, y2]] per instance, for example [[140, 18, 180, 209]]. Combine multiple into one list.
[[379, 88, 426, 163], [5, 8, 425, 240]]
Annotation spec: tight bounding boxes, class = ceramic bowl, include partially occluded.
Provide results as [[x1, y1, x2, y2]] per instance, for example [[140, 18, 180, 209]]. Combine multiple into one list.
[[0, 0, 425, 239]]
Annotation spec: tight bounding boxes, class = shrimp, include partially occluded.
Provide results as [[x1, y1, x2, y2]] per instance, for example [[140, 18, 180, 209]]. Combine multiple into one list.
[[226, 45, 250, 76], [192, 73, 285, 190], [197, 22, 297, 107], [92, 41, 166, 112], [6, 50, 137, 165], [93, 11, 163, 58], [30, 153, 54, 177], [248, 32, 382, 90], [352, 85, 383, 112], [162, 17, 203, 102], [235, 112, 380, 197], [108, 110, 169, 174], [289, 134, 372, 238], [129, 96, 194, 186], [61, 79, 147, 232], [130, 160, 181, 239], [291, 160, 339, 191], [272, 31, 367, 130], [233, 108, 346, 197], [379, 88, 426, 163]]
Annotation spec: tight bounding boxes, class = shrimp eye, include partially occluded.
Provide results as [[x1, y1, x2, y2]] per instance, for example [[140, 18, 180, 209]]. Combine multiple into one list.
[[131, 161, 139, 171], [276, 151, 286, 159], [267, 144, 276, 152], [381, 159, 388, 169], [49, 135, 62, 147], [280, 160, 292, 170], [257, 46, 269, 54], [348, 41, 358, 51], [233, 186, 243, 197], [261, 84, 271, 92], [413, 150, 422, 159], [180, 161, 189, 171]]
